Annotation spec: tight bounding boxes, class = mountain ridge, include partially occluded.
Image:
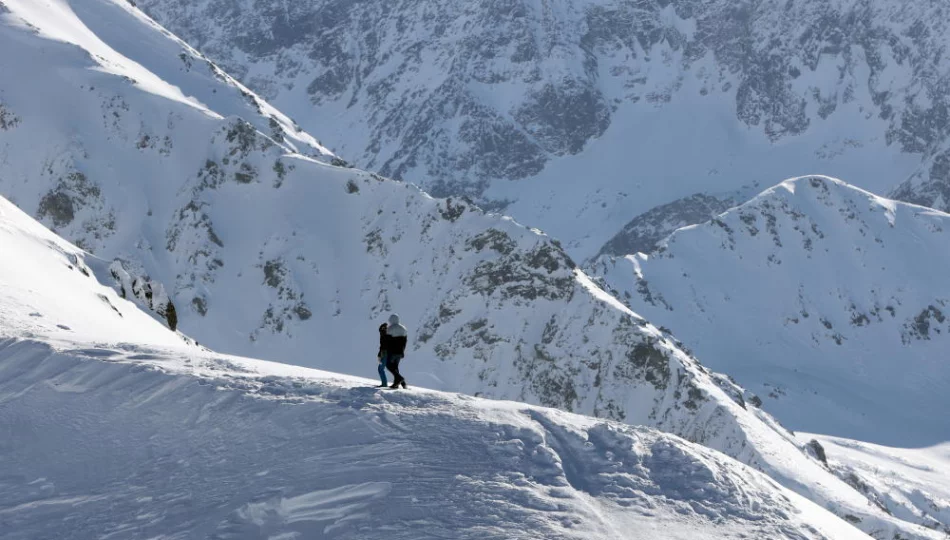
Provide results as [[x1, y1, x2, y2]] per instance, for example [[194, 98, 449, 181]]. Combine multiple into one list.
[[595, 175, 950, 449], [133, 0, 950, 259]]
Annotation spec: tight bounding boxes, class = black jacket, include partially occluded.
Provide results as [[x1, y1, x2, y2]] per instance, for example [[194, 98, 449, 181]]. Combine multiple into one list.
[[386, 334, 408, 356], [378, 326, 407, 356], [377, 324, 388, 357]]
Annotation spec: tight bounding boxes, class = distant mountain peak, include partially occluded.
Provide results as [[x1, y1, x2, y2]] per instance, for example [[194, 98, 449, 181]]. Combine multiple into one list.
[[596, 175, 950, 454]]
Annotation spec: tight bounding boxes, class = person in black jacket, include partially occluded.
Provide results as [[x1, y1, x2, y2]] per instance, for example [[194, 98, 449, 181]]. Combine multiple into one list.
[[384, 313, 408, 389], [376, 322, 389, 387]]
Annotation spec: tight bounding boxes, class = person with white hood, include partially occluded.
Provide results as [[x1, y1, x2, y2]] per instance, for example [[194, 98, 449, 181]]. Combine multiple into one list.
[[382, 313, 409, 389]]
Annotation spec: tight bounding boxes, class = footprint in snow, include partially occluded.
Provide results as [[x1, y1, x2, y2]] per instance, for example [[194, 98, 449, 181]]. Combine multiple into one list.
[[29, 312, 43, 317]]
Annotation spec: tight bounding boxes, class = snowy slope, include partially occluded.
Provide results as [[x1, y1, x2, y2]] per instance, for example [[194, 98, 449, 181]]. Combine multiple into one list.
[[0, 194, 869, 539], [591, 175, 950, 537], [0, 341, 873, 540], [0, 4, 941, 537], [131, 0, 948, 260], [0, 0, 331, 161], [0, 0, 775, 452], [799, 434, 950, 537], [0, 188, 185, 349], [594, 175, 950, 447]]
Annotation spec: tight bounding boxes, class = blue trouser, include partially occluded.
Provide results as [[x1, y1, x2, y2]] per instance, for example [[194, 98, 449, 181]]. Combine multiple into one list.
[[377, 358, 388, 385]]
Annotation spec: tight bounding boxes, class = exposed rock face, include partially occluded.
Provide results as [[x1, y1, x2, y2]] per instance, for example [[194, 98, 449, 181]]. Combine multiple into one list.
[[0, 101, 19, 130], [109, 261, 178, 331], [891, 145, 950, 212], [597, 193, 736, 257]]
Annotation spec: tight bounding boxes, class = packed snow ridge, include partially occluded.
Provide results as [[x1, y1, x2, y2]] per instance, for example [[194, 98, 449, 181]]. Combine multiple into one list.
[[0, 194, 865, 539]]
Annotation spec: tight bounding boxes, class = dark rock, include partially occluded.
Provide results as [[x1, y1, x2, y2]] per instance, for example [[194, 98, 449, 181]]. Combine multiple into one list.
[[806, 439, 828, 465], [192, 297, 208, 316], [263, 259, 285, 288], [598, 194, 736, 257], [37, 190, 75, 228], [163, 301, 178, 331]]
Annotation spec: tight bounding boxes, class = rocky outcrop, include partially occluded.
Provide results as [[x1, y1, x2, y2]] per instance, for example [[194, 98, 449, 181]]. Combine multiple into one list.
[[109, 261, 178, 331]]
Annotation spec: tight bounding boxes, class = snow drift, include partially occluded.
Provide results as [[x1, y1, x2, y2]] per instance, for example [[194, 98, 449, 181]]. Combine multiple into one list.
[[0, 338, 870, 540]]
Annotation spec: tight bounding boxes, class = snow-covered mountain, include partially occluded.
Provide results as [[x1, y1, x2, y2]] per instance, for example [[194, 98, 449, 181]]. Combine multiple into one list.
[[799, 433, 950, 537], [594, 176, 950, 449], [0, 185, 187, 350], [131, 0, 950, 260], [0, 192, 869, 539], [0, 0, 768, 444], [0, 2, 943, 537]]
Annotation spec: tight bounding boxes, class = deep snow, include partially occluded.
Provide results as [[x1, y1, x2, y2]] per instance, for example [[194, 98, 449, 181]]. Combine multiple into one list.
[[0, 338, 871, 540]]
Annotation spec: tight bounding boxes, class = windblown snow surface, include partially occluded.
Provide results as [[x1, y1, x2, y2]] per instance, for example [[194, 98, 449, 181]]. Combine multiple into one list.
[[0, 195, 866, 539], [0, 2, 944, 538]]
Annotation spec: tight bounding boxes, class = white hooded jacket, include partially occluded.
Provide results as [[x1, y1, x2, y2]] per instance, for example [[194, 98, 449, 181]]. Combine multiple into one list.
[[384, 314, 409, 357], [386, 313, 408, 338]]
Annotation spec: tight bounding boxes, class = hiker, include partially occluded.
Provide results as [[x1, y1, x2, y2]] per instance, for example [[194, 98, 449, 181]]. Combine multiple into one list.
[[376, 322, 389, 388], [384, 313, 408, 389]]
